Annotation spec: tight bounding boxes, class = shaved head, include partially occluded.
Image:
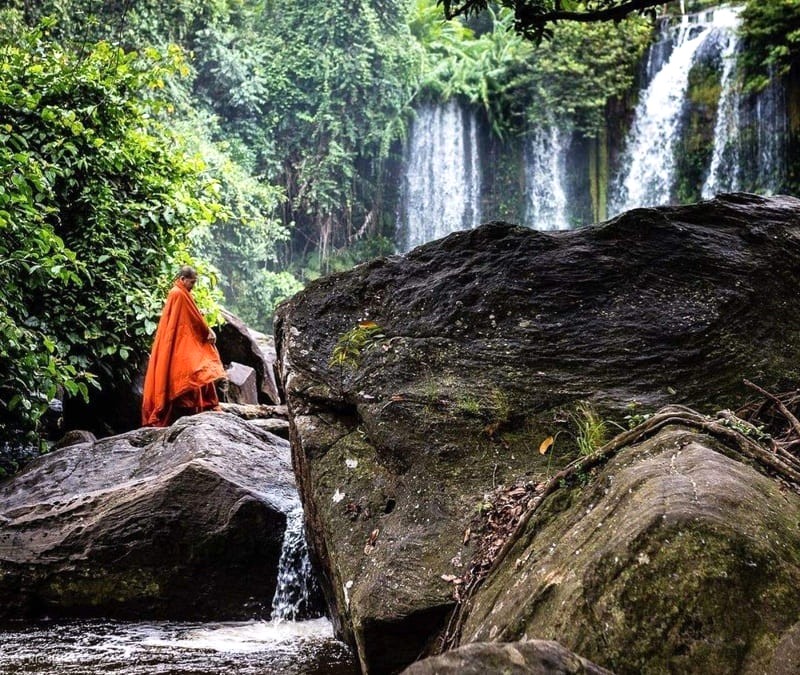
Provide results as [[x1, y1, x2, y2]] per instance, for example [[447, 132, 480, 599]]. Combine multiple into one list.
[[177, 265, 197, 280]]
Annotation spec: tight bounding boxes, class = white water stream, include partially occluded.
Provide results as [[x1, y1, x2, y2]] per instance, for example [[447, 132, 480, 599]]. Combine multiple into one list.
[[0, 505, 354, 674], [398, 100, 481, 252], [610, 16, 713, 214], [524, 125, 570, 231], [702, 7, 744, 197]]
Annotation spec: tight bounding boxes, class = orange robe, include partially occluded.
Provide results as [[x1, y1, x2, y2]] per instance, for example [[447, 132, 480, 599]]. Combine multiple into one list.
[[141, 281, 226, 427]]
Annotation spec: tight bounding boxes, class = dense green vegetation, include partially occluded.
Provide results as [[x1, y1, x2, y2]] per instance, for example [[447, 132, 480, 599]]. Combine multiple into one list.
[[740, 0, 800, 91], [0, 14, 222, 451]]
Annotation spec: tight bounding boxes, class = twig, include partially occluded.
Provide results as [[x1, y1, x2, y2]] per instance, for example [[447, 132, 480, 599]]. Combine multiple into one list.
[[743, 379, 800, 439]]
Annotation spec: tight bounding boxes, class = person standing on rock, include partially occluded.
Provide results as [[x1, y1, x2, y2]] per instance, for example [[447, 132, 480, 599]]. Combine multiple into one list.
[[141, 265, 226, 427]]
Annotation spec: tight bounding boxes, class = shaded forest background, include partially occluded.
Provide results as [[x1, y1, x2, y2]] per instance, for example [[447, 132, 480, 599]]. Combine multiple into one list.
[[0, 0, 798, 454]]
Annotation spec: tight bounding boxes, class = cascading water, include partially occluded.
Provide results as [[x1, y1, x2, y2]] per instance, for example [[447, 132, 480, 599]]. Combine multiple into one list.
[[609, 15, 715, 215], [524, 125, 570, 231], [0, 505, 352, 674], [271, 506, 322, 622], [398, 101, 481, 252], [702, 7, 744, 198], [751, 71, 789, 193]]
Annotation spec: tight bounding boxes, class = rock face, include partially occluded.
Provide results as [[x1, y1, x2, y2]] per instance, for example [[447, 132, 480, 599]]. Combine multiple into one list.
[[460, 425, 800, 674], [274, 194, 800, 673], [218, 308, 281, 404], [0, 412, 296, 621], [401, 640, 613, 675]]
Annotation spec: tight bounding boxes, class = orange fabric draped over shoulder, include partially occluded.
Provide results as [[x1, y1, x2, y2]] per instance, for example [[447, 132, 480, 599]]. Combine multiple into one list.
[[141, 281, 226, 427]]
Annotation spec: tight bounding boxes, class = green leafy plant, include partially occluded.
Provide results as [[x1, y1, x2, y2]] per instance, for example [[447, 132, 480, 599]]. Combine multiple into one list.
[[571, 401, 608, 456], [0, 17, 223, 448], [456, 395, 482, 416], [623, 401, 653, 430], [329, 321, 385, 371], [740, 0, 800, 92]]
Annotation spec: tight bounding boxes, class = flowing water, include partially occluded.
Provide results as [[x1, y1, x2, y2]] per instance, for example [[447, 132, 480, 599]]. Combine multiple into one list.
[[0, 618, 356, 674], [0, 507, 357, 674], [524, 125, 570, 231], [397, 100, 481, 252], [609, 15, 714, 214], [702, 7, 744, 197]]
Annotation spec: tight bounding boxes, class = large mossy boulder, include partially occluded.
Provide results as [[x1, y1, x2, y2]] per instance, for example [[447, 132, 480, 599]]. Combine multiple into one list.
[[275, 194, 800, 673], [0, 412, 296, 621], [460, 424, 800, 674]]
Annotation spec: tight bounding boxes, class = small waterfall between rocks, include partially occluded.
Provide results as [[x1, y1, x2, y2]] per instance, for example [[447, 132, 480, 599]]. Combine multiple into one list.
[[271, 506, 322, 622], [398, 100, 481, 252], [0, 504, 354, 675]]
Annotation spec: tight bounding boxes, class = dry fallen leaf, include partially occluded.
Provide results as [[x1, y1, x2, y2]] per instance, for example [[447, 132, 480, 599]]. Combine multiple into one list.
[[462, 526, 471, 545], [539, 435, 554, 455]]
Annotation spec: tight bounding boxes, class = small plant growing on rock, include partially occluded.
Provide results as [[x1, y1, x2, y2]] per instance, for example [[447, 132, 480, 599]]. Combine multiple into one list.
[[329, 321, 384, 370], [484, 388, 512, 437], [624, 400, 653, 429], [456, 395, 481, 416], [571, 401, 607, 456]]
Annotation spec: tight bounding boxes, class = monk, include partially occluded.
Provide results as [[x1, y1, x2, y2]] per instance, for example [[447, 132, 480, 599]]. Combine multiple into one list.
[[141, 266, 226, 427]]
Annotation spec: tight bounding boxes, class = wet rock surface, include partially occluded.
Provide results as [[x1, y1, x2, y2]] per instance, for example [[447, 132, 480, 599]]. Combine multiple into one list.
[[401, 640, 612, 675], [461, 425, 800, 674]]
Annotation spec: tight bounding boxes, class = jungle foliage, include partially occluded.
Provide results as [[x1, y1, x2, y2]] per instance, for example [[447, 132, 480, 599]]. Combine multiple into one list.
[[740, 0, 800, 92], [0, 15, 223, 447], [410, 0, 651, 137], [6, 0, 798, 452]]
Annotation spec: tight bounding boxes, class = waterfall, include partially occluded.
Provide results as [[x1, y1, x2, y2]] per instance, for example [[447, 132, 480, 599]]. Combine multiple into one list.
[[700, 7, 786, 198], [271, 506, 322, 622], [701, 8, 743, 198], [524, 125, 570, 231], [610, 16, 714, 215], [398, 101, 481, 252], [753, 71, 788, 193]]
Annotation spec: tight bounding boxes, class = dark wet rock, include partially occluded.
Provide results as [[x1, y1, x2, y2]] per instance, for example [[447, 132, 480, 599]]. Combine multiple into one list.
[[218, 309, 281, 404], [224, 362, 259, 405], [401, 640, 613, 675], [0, 412, 296, 621], [219, 402, 288, 420], [275, 194, 800, 673], [52, 429, 97, 450], [247, 418, 291, 440]]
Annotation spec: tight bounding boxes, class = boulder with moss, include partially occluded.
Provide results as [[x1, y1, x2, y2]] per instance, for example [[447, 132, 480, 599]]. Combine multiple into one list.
[[459, 421, 800, 674], [275, 194, 800, 673], [401, 639, 612, 674]]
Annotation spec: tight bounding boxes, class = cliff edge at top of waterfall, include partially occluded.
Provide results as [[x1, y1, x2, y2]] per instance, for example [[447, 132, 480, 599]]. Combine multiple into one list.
[[275, 193, 800, 674]]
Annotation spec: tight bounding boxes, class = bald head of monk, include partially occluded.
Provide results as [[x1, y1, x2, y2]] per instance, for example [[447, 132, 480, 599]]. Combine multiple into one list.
[[177, 265, 198, 292]]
